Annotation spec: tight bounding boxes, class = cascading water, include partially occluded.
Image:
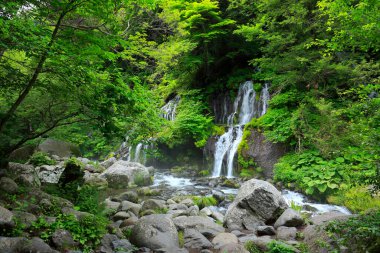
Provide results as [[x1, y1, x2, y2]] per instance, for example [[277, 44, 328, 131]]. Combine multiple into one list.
[[125, 96, 181, 164], [212, 81, 269, 178]]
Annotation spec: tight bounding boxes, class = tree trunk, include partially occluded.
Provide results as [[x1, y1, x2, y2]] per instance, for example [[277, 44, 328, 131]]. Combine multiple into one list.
[[0, 11, 67, 133]]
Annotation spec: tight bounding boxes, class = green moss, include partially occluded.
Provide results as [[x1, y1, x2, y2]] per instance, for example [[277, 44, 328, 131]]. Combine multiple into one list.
[[212, 125, 226, 136], [199, 169, 210, 177], [178, 230, 184, 248], [192, 196, 218, 209], [30, 152, 56, 166]]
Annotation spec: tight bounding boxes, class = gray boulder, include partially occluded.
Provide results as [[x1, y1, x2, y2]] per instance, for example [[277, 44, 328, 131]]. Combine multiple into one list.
[[130, 214, 179, 250], [12, 211, 37, 229], [257, 225, 276, 236], [173, 216, 224, 237], [120, 201, 141, 216], [36, 163, 65, 184], [101, 157, 117, 169], [274, 208, 304, 228], [218, 243, 249, 253], [212, 233, 238, 249], [114, 191, 139, 203], [0, 206, 14, 229], [19, 237, 59, 253], [7, 162, 41, 187], [52, 229, 77, 250], [224, 179, 287, 230], [276, 226, 297, 241], [183, 228, 213, 250], [104, 198, 121, 213], [0, 177, 19, 194], [0, 237, 28, 252], [99, 161, 152, 188], [37, 138, 80, 157], [141, 199, 166, 212]]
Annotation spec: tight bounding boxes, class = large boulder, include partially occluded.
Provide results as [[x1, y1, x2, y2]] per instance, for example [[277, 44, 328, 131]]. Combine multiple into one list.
[[37, 138, 80, 157], [173, 216, 224, 237], [0, 177, 19, 194], [99, 161, 152, 188], [7, 162, 41, 187], [130, 214, 179, 251], [36, 162, 65, 184], [0, 206, 14, 229], [8, 145, 35, 162], [224, 179, 288, 230]]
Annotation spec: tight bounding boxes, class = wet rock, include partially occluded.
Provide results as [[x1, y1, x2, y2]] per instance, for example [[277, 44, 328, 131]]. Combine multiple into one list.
[[212, 233, 238, 249], [224, 179, 287, 230], [257, 225, 276, 236], [218, 243, 249, 253], [99, 161, 152, 188], [130, 214, 179, 250], [112, 239, 133, 252], [120, 201, 141, 216], [183, 228, 213, 250], [173, 216, 224, 237], [0, 177, 19, 194], [0, 206, 14, 229], [276, 226, 297, 241], [52, 229, 77, 250], [274, 208, 303, 228]]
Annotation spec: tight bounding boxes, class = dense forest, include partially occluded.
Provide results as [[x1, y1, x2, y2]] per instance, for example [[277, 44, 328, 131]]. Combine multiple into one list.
[[0, 0, 379, 252]]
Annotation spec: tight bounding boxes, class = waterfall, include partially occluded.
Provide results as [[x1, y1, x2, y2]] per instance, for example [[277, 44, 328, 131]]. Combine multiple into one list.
[[212, 81, 269, 178], [125, 96, 181, 164]]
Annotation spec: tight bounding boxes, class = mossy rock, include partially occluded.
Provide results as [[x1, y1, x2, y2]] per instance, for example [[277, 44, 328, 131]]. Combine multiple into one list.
[[221, 179, 240, 188]]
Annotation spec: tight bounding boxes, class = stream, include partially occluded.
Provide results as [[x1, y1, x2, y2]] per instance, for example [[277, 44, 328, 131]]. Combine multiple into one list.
[[148, 170, 351, 216]]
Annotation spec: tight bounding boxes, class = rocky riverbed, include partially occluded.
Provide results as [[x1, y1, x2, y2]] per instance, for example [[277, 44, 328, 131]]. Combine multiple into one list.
[[0, 154, 352, 253]]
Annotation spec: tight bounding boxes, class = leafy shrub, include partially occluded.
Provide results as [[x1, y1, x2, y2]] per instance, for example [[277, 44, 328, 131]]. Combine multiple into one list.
[[325, 209, 380, 252], [75, 185, 105, 215], [327, 186, 380, 213], [274, 148, 377, 198], [199, 169, 210, 177], [267, 241, 296, 253], [29, 152, 56, 166], [192, 196, 217, 209], [133, 172, 151, 186], [245, 240, 262, 253]]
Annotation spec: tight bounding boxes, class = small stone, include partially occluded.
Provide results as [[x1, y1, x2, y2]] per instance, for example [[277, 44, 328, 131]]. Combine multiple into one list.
[[0, 206, 14, 229], [200, 207, 212, 216], [120, 201, 141, 216], [120, 217, 139, 228], [180, 198, 194, 207], [183, 228, 213, 249], [104, 198, 121, 213], [113, 211, 130, 221]]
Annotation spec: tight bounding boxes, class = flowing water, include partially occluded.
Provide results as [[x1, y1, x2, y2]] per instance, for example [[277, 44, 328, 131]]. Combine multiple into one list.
[[212, 82, 269, 178]]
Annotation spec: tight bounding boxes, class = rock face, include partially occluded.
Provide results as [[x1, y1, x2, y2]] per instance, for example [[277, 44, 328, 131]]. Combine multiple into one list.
[[0, 206, 14, 229], [130, 214, 179, 250], [224, 179, 288, 230], [99, 161, 152, 188], [37, 138, 81, 157], [241, 129, 287, 178], [36, 163, 65, 184], [0, 177, 19, 194]]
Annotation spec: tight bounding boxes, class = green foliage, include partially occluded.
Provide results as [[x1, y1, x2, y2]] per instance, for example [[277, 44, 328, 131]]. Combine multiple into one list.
[[30, 214, 108, 252], [29, 152, 56, 166], [245, 241, 262, 253], [267, 241, 296, 253], [275, 148, 378, 197], [199, 169, 210, 177], [133, 172, 151, 187], [327, 187, 380, 213], [212, 125, 225, 136], [178, 230, 185, 248], [192, 196, 217, 209], [154, 207, 169, 214], [325, 209, 380, 253]]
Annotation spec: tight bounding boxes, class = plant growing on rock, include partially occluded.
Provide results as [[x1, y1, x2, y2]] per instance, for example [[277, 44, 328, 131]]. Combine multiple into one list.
[[192, 196, 217, 209], [29, 152, 56, 166]]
